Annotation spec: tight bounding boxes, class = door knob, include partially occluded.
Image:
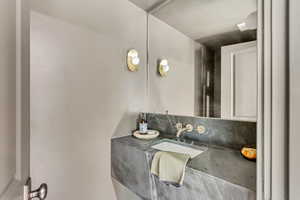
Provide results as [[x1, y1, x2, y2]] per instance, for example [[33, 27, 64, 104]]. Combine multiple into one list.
[[24, 178, 48, 200], [30, 183, 48, 200]]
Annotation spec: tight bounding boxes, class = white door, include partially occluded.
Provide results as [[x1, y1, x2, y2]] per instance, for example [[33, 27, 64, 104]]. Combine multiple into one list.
[[221, 41, 257, 121], [0, 1, 46, 200]]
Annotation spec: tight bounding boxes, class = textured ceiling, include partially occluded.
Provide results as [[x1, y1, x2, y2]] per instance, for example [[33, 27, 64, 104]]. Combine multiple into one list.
[[129, 0, 257, 40]]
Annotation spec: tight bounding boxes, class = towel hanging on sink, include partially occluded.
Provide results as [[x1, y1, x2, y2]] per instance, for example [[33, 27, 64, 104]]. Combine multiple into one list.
[[150, 151, 191, 187]]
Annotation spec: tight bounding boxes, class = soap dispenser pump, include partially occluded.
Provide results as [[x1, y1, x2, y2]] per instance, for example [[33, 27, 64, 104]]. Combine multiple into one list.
[[139, 113, 148, 134]]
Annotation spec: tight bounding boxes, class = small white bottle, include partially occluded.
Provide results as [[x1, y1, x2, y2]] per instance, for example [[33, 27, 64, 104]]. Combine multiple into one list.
[[139, 113, 148, 134]]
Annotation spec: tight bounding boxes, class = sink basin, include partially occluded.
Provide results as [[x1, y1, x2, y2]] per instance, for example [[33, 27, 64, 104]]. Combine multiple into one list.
[[151, 140, 205, 158]]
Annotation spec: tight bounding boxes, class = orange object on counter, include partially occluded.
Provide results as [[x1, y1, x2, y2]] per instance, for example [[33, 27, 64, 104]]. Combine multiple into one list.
[[241, 147, 256, 161]]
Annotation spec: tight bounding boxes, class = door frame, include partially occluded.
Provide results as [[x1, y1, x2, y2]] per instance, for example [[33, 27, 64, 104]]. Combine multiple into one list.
[[289, 0, 300, 199], [15, 0, 30, 184], [257, 0, 289, 199], [0, 0, 30, 199]]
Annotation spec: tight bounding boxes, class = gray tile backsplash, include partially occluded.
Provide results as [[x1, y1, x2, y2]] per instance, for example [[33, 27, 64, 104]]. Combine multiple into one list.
[[146, 113, 256, 150]]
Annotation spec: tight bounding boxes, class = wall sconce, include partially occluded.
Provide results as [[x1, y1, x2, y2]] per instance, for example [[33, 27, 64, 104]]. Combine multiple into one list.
[[158, 59, 170, 77], [127, 49, 140, 72]]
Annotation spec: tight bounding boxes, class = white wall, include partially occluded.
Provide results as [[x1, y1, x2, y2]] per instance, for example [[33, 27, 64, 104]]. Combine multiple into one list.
[[0, 0, 17, 195], [30, 0, 147, 199], [289, 0, 300, 198], [148, 15, 200, 116]]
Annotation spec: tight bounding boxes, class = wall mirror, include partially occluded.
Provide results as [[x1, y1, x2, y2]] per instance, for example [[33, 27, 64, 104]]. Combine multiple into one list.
[[130, 0, 258, 121]]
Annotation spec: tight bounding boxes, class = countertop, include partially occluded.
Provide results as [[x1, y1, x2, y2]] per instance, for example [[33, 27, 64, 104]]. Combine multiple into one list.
[[112, 135, 256, 192]]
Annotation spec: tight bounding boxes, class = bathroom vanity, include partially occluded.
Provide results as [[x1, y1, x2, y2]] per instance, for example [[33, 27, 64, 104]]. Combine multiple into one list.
[[111, 113, 256, 200]]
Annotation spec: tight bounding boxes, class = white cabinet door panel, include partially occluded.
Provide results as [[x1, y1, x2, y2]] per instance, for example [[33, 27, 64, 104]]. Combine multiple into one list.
[[221, 41, 257, 121]]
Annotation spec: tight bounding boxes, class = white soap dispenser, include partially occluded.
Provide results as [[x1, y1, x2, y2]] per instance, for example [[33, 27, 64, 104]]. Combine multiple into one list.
[[139, 113, 148, 134]]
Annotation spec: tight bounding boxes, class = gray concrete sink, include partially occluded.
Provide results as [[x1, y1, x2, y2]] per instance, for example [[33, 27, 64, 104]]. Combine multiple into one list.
[[112, 136, 256, 200]]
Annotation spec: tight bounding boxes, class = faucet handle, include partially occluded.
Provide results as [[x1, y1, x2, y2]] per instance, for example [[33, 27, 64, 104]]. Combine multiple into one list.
[[185, 124, 193, 132], [176, 123, 183, 130], [196, 125, 206, 134]]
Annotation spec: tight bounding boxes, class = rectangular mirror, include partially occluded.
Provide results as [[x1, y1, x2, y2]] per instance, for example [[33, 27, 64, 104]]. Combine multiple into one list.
[[130, 0, 258, 121]]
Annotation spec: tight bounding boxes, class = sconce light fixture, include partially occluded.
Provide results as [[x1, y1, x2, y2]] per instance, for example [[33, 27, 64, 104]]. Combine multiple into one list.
[[127, 49, 140, 72], [158, 59, 170, 77]]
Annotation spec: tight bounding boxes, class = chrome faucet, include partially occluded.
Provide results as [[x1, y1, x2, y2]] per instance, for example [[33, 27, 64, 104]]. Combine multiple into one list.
[[176, 123, 193, 138]]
